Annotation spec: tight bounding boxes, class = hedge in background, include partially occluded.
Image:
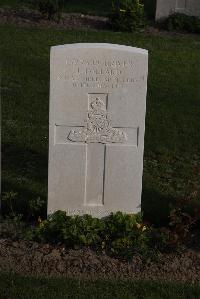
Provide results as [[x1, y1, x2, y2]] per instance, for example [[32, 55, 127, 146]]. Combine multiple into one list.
[[166, 13, 200, 33], [36, 0, 65, 20], [110, 0, 146, 32]]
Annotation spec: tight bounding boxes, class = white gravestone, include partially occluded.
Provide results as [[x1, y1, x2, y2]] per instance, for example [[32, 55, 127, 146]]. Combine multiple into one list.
[[156, 0, 200, 21], [48, 43, 148, 217]]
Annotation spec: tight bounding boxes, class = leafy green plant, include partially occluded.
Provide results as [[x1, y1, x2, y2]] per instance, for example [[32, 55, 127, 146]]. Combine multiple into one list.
[[36, 0, 65, 20], [166, 13, 200, 33], [110, 0, 146, 32], [35, 210, 70, 243], [34, 211, 105, 248], [62, 214, 105, 248], [2, 194, 199, 259], [104, 212, 149, 258], [33, 211, 149, 259]]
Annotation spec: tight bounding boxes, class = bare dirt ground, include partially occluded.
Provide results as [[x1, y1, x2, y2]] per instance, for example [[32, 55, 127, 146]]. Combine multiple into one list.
[[0, 8, 109, 31], [0, 238, 200, 283], [0, 7, 199, 38]]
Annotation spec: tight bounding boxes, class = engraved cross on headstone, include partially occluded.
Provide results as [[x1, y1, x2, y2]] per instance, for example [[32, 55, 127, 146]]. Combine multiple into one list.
[[58, 93, 136, 207], [48, 43, 148, 217]]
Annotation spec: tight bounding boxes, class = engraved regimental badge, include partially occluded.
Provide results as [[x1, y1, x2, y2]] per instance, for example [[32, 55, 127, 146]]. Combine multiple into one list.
[[68, 98, 127, 144]]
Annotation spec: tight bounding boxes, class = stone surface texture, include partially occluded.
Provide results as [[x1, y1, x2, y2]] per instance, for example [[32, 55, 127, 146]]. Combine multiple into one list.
[[156, 0, 200, 21], [48, 43, 148, 217]]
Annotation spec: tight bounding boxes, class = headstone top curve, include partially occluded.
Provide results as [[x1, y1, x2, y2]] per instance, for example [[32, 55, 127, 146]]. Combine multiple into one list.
[[51, 43, 148, 56]]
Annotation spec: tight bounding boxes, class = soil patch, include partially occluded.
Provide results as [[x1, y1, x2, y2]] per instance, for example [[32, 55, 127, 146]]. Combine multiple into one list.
[[0, 8, 109, 31], [0, 7, 199, 38], [0, 238, 200, 283]]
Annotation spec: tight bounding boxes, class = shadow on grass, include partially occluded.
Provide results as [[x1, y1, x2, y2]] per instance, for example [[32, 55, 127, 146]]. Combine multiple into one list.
[[1, 179, 47, 220], [2, 142, 177, 224], [142, 187, 175, 226], [2, 136, 184, 226], [3, 142, 48, 182], [2, 142, 48, 219]]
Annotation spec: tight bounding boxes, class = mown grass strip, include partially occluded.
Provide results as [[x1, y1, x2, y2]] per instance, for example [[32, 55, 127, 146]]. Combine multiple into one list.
[[0, 272, 200, 299]]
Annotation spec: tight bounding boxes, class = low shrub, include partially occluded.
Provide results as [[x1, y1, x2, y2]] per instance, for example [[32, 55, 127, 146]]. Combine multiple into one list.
[[1, 192, 200, 259], [166, 13, 200, 33], [35, 0, 65, 20], [32, 204, 200, 258], [103, 212, 149, 258], [33, 211, 149, 259], [36, 211, 105, 248], [109, 0, 146, 32]]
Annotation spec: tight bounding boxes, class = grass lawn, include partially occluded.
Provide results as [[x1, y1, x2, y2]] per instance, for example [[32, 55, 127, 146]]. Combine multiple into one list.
[[1, 25, 200, 222], [0, 272, 200, 299], [0, 0, 156, 17]]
